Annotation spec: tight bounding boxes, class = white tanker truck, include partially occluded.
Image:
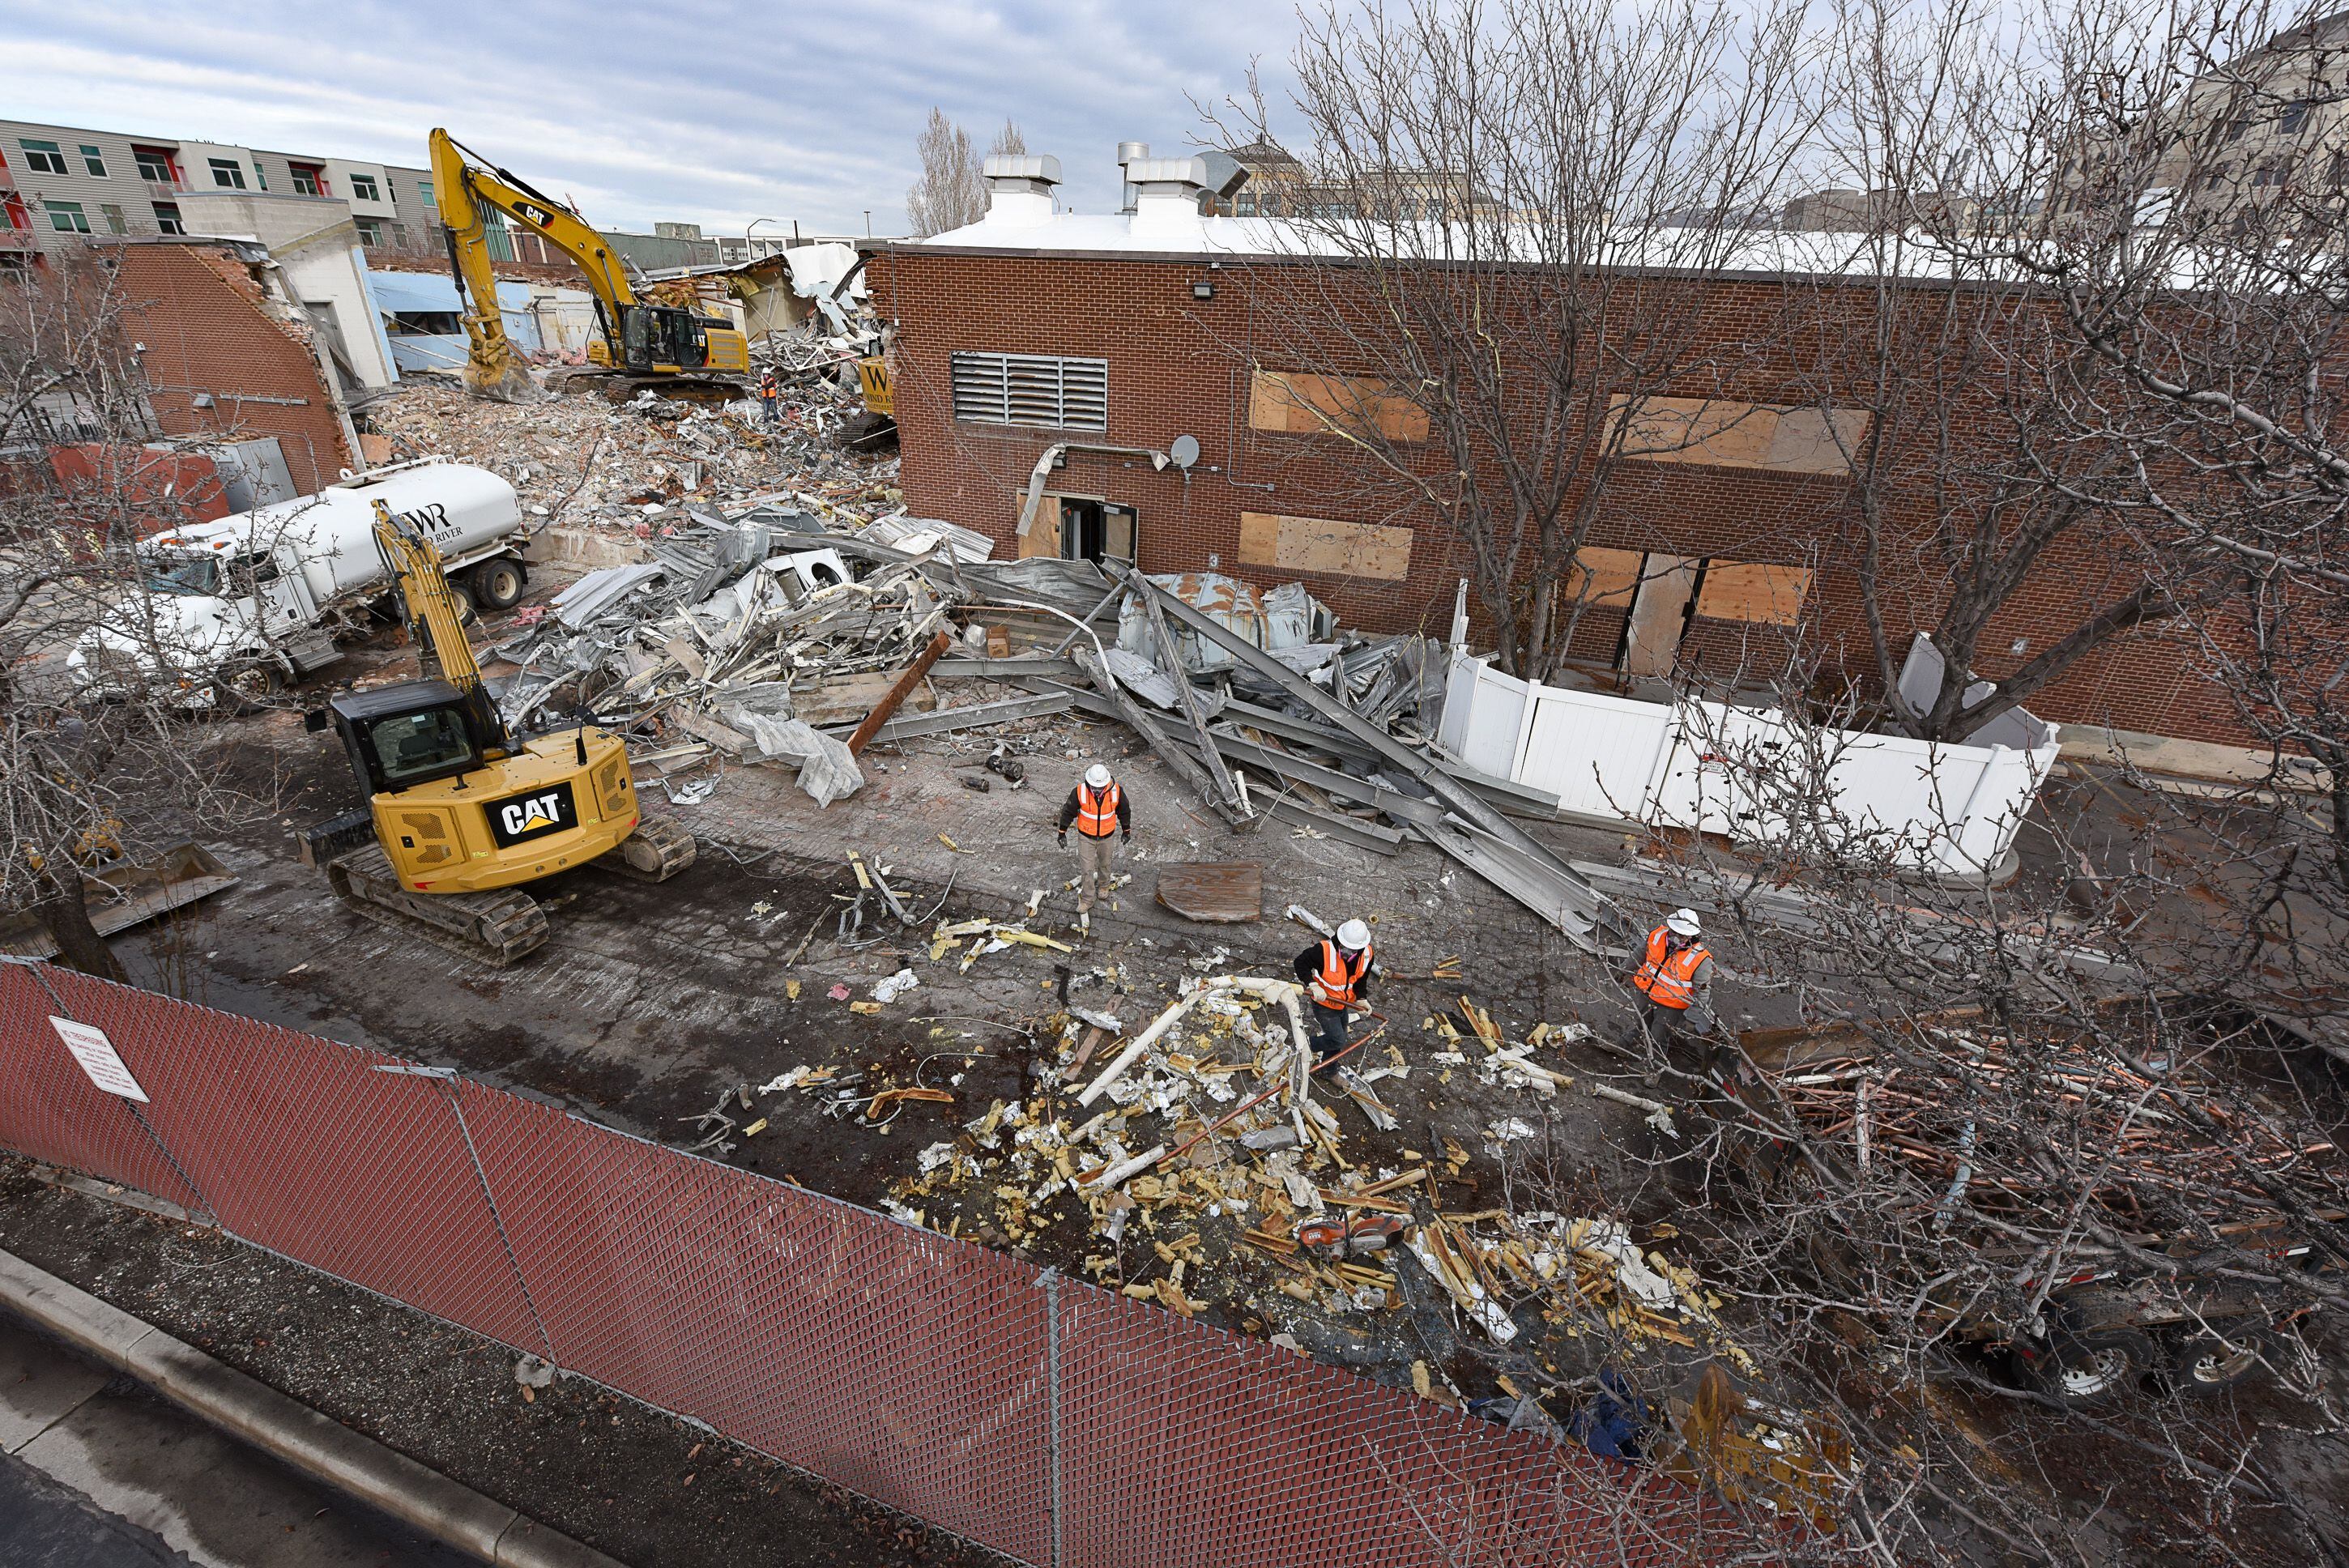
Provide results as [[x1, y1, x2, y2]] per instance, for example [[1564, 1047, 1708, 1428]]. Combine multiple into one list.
[[71, 458, 531, 706]]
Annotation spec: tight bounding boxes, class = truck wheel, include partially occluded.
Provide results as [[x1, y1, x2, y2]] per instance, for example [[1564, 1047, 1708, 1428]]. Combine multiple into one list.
[[471, 557, 526, 611], [2168, 1326, 2272, 1397], [448, 581, 477, 624], [2018, 1326, 2157, 1405], [210, 660, 283, 716]]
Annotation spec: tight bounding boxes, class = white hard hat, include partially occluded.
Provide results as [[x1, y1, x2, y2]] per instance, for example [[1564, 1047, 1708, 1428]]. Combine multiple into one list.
[[1084, 764, 1113, 788], [1665, 908, 1702, 938], [1336, 918, 1371, 949]]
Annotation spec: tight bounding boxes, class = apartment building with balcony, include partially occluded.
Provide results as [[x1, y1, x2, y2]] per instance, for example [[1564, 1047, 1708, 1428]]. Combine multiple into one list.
[[0, 119, 446, 271]]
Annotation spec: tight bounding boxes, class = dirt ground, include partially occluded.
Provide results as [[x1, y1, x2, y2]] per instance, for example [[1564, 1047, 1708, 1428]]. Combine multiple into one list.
[[35, 532, 2349, 1564]]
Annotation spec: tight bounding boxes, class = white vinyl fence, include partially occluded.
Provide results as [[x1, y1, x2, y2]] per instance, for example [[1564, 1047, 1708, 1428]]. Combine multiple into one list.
[[1436, 650, 2060, 878]]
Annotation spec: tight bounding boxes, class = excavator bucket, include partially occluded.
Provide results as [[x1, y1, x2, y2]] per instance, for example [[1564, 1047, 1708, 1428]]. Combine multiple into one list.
[[0, 842, 240, 959], [463, 339, 540, 403]]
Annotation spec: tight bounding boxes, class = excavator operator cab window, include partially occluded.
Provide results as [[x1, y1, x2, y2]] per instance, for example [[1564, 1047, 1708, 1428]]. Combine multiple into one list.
[[622, 306, 654, 369], [369, 706, 479, 787]]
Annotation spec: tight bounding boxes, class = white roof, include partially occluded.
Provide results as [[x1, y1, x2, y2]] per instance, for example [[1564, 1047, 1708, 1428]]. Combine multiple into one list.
[[911, 208, 1967, 281]]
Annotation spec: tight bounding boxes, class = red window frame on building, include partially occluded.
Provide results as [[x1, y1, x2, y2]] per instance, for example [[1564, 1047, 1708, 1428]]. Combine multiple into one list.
[[288, 161, 330, 198], [131, 145, 184, 188]]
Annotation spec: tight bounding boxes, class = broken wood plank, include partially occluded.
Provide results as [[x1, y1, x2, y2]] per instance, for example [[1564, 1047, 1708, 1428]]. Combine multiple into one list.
[[849, 628, 954, 755], [1154, 863, 1264, 923]]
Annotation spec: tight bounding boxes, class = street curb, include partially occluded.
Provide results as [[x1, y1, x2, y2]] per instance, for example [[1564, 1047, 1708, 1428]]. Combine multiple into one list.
[[0, 1246, 627, 1568]]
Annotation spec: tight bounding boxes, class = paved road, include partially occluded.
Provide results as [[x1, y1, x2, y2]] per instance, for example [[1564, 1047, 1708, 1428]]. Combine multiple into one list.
[[0, 1313, 470, 1568]]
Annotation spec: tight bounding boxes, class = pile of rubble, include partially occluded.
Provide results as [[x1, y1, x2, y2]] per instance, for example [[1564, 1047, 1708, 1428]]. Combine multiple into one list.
[[460, 462, 1629, 948], [804, 971, 1706, 1340], [360, 379, 895, 541]]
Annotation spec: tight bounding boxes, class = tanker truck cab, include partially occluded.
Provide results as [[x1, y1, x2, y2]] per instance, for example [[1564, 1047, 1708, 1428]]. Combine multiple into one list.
[[71, 459, 529, 704]]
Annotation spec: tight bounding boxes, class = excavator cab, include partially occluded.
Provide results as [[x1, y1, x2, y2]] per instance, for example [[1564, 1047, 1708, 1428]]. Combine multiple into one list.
[[325, 680, 497, 799], [619, 303, 709, 372]]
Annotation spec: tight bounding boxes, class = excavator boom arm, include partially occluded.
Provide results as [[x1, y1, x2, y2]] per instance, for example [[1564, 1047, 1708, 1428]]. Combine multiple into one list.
[[371, 500, 485, 697], [428, 128, 642, 394]]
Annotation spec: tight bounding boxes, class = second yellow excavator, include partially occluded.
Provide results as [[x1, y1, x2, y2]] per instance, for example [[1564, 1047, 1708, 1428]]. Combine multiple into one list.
[[304, 498, 696, 965], [429, 128, 749, 401]]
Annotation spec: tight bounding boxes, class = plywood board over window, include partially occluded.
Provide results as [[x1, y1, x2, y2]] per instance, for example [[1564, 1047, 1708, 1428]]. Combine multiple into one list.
[[1238, 512, 1413, 581], [1564, 546, 1645, 607], [1695, 561, 1813, 625], [1610, 394, 1870, 476], [1250, 370, 1429, 443]]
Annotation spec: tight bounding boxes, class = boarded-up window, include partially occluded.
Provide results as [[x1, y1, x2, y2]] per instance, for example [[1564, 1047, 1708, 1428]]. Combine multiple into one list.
[[1238, 512, 1413, 581], [1695, 561, 1812, 624], [1564, 547, 1645, 608], [1610, 395, 1869, 476], [1250, 370, 1429, 442]]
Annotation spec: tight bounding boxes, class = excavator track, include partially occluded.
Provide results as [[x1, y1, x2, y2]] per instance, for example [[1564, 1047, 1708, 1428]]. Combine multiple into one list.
[[594, 812, 698, 883], [326, 844, 551, 968]]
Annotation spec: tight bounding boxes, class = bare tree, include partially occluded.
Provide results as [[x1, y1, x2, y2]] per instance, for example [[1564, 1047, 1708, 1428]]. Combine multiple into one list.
[[0, 254, 246, 977], [906, 109, 989, 239], [990, 117, 1028, 159], [1204, 0, 1823, 679]]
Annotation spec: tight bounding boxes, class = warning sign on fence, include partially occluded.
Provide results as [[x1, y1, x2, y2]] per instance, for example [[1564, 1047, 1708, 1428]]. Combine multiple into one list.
[[49, 1016, 149, 1103]]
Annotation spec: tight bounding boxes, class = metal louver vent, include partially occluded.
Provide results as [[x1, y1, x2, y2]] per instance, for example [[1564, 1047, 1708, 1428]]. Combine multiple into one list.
[[951, 352, 1108, 431]]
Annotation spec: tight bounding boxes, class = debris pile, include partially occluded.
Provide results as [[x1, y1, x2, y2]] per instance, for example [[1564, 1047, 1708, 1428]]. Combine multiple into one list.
[[367, 382, 1626, 940], [489, 509, 967, 803], [849, 966, 1728, 1377], [1733, 1017, 2342, 1232], [360, 380, 895, 540]]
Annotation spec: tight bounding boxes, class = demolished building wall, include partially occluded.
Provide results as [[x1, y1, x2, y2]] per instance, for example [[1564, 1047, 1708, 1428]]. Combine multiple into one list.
[[868, 236, 2259, 757], [108, 236, 356, 493]]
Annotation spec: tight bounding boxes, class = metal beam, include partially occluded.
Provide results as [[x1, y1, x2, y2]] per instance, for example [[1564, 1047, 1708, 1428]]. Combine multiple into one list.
[[1072, 646, 1248, 828], [1136, 579, 1615, 948], [1126, 574, 1250, 820], [838, 690, 1075, 744]]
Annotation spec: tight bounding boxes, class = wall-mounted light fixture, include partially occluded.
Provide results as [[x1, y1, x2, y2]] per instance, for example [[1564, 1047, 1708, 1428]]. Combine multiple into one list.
[[1192, 279, 1214, 300]]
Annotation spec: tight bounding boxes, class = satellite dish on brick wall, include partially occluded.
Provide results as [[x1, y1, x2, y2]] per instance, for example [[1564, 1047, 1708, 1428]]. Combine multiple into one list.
[[1169, 434, 1200, 470]]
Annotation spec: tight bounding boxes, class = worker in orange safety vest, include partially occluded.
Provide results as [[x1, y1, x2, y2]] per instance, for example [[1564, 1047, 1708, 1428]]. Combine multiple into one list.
[[1627, 907, 1715, 1055], [1055, 764, 1131, 932], [1293, 919, 1376, 1064]]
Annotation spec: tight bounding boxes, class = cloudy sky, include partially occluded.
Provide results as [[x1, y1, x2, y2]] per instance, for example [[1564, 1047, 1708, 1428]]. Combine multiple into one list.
[[1, 0, 1306, 236]]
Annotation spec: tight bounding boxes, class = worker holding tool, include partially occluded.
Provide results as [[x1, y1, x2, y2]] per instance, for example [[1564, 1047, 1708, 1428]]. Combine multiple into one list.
[[758, 367, 780, 426], [1056, 764, 1130, 932], [1626, 907, 1716, 1058], [1294, 919, 1376, 1066]]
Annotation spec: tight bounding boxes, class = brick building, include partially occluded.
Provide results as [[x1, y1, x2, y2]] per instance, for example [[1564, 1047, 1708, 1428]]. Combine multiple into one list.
[[107, 236, 357, 493], [868, 150, 2265, 765]]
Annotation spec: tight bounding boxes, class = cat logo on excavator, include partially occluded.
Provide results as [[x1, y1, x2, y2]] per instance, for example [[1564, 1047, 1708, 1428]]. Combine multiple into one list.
[[486, 782, 577, 847]]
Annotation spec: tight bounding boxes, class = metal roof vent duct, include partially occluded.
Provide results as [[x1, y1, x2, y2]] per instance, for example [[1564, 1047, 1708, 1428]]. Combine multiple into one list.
[[983, 154, 1061, 228], [1118, 141, 1151, 214], [1123, 151, 1210, 245]]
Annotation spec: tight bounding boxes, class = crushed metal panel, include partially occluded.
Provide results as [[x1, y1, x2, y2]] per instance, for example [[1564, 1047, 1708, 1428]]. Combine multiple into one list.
[[1154, 863, 1263, 923]]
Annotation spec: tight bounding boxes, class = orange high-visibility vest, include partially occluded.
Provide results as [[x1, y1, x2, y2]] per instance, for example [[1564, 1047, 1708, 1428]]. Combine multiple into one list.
[[1315, 940, 1373, 1008], [1074, 781, 1121, 837], [1633, 925, 1708, 1010]]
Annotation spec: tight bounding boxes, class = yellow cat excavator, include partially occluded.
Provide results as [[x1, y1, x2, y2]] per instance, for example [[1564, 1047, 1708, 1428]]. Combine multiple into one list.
[[303, 498, 695, 965], [428, 127, 749, 401]]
